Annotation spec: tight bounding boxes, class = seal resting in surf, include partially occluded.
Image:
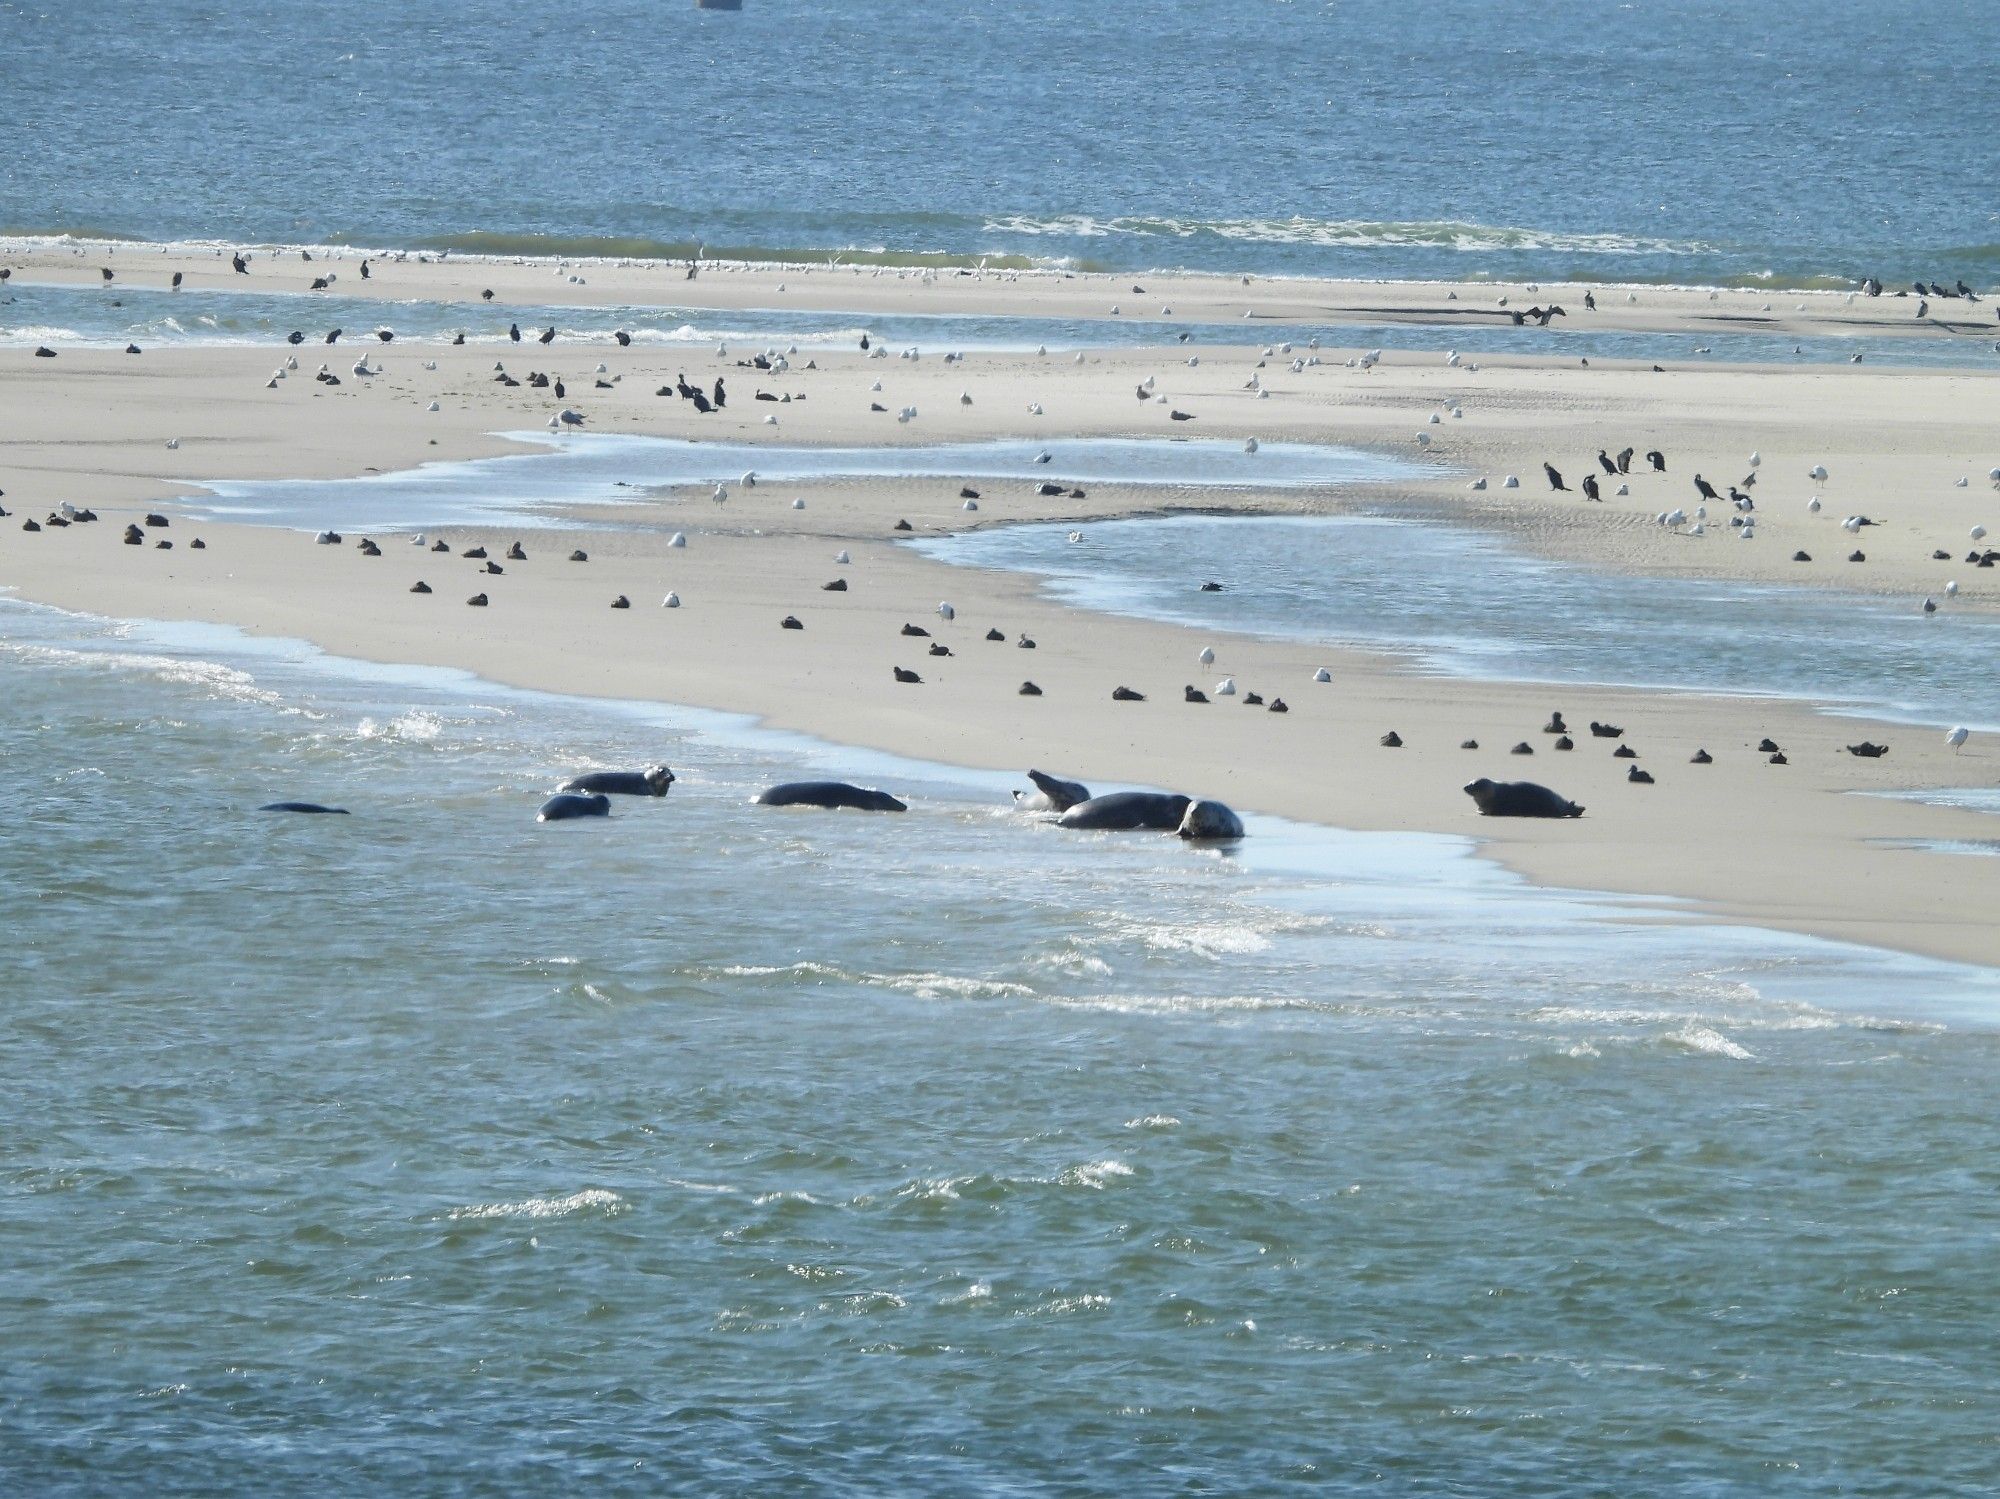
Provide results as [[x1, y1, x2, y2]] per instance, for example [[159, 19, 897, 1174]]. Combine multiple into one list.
[[1057, 791, 1192, 831], [1013, 769, 1091, 812], [259, 801, 349, 815], [537, 792, 612, 822], [1462, 779, 1585, 819], [558, 766, 675, 797], [1177, 799, 1245, 840], [753, 781, 907, 812]]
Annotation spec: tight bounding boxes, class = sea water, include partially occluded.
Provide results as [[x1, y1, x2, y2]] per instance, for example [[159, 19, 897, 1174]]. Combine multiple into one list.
[[2, 0, 1996, 287], [4, 596, 2000, 1494], [190, 435, 1427, 531], [919, 514, 2000, 731]]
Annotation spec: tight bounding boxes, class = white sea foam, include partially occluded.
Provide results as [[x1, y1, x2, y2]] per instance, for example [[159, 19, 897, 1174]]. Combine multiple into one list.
[[1045, 992, 1309, 1018], [353, 710, 446, 743], [981, 213, 1705, 257], [1102, 917, 1290, 958]]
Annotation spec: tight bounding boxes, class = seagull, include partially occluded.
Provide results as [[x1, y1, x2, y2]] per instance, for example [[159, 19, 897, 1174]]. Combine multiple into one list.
[[1947, 726, 1969, 753], [937, 602, 955, 621]]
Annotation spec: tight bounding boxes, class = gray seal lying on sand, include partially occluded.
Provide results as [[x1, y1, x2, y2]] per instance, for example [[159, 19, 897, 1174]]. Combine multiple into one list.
[[538, 792, 612, 822], [753, 781, 907, 812], [1013, 769, 1091, 812], [1462, 778, 1584, 819], [558, 766, 675, 797], [1057, 792, 1193, 831]]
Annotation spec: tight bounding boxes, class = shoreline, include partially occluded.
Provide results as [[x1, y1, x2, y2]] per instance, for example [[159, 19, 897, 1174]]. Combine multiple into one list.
[[6, 228, 1988, 300], [7, 233, 1995, 347], [3, 319, 1999, 969], [15, 586, 2000, 1022]]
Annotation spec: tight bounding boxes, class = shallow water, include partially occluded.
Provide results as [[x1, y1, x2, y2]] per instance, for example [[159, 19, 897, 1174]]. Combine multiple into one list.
[[194, 434, 1424, 531], [3, 597, 2000, 1494], [917, 514, 2000, 730], [7, 279, 1999, 373], [3, 0, 1998, 287]]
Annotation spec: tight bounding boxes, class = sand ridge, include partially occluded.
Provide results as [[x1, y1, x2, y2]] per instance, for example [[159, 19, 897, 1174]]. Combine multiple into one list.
[[2, 295, 1998, 968]]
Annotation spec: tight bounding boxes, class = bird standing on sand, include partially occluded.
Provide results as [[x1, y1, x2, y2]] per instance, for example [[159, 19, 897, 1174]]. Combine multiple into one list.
[[1694, 475, 1720, 502], [509, 323, 521, 343], [1543, 462, 1567, 492], [1647, 450, 1666, 472], [1947, 726, 1969, 754]]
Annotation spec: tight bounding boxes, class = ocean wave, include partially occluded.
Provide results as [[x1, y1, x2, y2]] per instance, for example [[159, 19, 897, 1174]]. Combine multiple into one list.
[[5, 644, 299, 713], [873, 972, 1036, 1001], [1050, 1159, 1134, 1190], [1016, 1293, 1112, 1318], [981, 213, 1707, 257], [0, 325, 86, 344], [1661, 1025, 1755, 1061], [446, 1187, 625, 1221]]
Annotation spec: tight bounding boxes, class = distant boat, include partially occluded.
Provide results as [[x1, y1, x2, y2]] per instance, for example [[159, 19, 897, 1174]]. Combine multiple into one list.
[[695, 0, 742, 8]]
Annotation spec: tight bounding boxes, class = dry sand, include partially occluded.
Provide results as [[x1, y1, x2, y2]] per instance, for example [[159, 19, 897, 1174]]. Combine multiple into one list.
[[3, 270, 1999, 969]]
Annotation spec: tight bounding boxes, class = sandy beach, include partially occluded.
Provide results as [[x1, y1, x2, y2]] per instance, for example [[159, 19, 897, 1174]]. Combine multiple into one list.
[[4, 262, 1998, 966]]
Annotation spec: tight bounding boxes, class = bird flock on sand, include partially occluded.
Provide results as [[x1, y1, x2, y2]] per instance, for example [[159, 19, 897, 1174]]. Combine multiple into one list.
[[6, 244, 1991, 838]]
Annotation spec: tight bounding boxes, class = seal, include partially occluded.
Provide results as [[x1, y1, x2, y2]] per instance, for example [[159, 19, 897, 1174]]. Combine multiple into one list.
[[753, 781, 908, 812], [558, 766, 675, 797], [259, 801, 349, 815], [1057, 792, 1192, 831], [1461, 779, 1585, 819], [1013, 769, 1091, 813], [1177, 799, 1245, 840], [538, 792, 612, 822]]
